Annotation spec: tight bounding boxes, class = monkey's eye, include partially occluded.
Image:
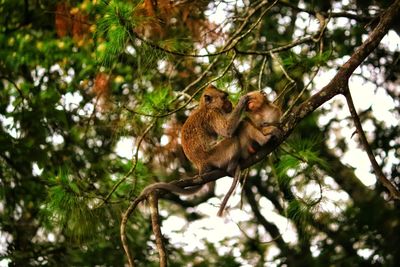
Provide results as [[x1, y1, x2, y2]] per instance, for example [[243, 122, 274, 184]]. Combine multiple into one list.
[[204, 94, 212, 103]]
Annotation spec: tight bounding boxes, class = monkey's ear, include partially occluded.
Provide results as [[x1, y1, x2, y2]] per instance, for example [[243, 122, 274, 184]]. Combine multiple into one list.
[[204, 94, 212, 104]]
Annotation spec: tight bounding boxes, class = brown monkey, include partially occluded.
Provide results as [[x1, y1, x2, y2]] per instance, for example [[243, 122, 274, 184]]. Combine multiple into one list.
[[239, 90, 282, 158], [134, 90, 280, 212], [181, 84, 250, 175], [143, 90, 280, 210], [134, 85, 249, 199], [217, 91, 282, 216]]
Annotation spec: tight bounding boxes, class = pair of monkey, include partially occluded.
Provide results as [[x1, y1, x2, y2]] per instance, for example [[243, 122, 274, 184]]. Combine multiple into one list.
[[139, 85, 282, 215]]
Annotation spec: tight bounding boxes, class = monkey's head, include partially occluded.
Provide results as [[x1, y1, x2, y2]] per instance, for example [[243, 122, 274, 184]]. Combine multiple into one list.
[[246, 91, 269, 111], [201, 85, 233, 113], [246, 91, 282, 126]]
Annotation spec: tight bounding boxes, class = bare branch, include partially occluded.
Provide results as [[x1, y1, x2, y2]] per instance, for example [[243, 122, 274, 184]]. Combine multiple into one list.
[[0, 76, 25, 99], [236, 35, 314, 56], [120, 189, 148, 267], [149, 193, 168, 267], [100, 119, 157, 207], [278, 1, 374, 23], [258, 55, 268, 91], [343, 86, 400, 200]]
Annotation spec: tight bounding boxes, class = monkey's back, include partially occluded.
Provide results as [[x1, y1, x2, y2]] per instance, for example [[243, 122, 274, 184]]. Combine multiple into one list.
[[181, 108, 217, 172]]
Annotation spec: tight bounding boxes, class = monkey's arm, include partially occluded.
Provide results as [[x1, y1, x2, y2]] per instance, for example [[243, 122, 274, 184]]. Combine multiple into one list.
[[247, 125, 275, 146], [215, 95, 249, 137]]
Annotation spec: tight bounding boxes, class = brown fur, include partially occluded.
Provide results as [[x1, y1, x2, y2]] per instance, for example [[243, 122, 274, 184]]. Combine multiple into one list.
[[181, 85, 249, 174], [217, 91, 282, 216], [136, 85, 248, 199], [239, 90, 282, 159]]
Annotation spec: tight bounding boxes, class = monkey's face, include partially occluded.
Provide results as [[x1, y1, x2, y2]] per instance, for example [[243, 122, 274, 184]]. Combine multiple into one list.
[[246, 91, 267, 111], [212, 93, 232, 113], [246, 91, 282, 126], [202, 86, 233, 113]]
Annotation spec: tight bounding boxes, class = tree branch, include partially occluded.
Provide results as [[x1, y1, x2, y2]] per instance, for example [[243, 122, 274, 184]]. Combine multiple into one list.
[[149, 193, 168, 267], [344, 86, 400, 199], [278, 1, 374, 23]]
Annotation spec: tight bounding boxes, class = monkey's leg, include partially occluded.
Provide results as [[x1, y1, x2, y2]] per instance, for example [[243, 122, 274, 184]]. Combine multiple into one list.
[[217, 166, 241, 217], [206, 138, 240, 173]]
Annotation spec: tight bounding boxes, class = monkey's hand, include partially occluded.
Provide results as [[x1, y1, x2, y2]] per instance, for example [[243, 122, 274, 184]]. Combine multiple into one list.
[[261, 126, 282, 139], [237, 94, 250, 108]]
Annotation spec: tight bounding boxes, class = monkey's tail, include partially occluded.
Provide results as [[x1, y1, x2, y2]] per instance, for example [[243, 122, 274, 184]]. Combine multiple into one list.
[[142, 182, 203, 196], [217, 166, 241, 217]]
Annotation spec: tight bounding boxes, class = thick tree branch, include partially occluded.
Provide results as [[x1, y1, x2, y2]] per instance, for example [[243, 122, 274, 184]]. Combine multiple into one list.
[[149, 193, 168, 267]]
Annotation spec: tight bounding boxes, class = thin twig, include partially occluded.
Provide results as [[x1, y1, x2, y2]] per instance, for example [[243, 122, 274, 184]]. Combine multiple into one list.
[[227, 0, 278, 50], [278, 1, 373, 22], [269, 51, 296, 85], [343, 86, 400, 200], [258, 56, 268, 91], [274, 81, 296, 103], [269, 51, 296, 103], [236, 36, 314, 55], [0, 76, 25, 99], [283, 66, 320, 118], [100, 119, 157, 206]]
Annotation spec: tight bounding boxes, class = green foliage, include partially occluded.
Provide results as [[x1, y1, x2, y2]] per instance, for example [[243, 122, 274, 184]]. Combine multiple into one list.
[[42, 170, 101, 242], [139, 86, 175, 114], [286, 199, 313, 235], [95, 1, 134, 66], [276, 137, 328, 190], [281, 49, 332, 71]]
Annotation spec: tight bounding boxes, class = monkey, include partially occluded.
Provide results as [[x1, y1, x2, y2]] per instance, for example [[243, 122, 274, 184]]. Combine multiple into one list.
[[134, 89, 281, 209], [180, 84, 250, 175], [133, 85, 249, 200], [179, 87, 280, 215], [216, 90, 282, 216], [239, 90, 282, 158]]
